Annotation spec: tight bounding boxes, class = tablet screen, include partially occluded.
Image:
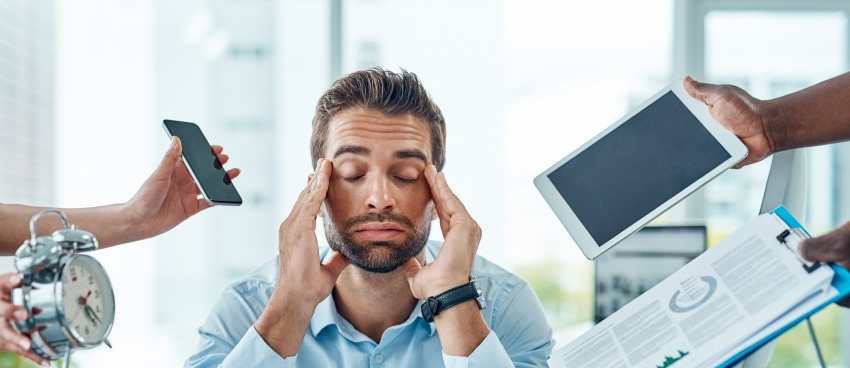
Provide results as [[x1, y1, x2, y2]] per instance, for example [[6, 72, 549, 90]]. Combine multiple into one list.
[[547, 91, 730, 245]]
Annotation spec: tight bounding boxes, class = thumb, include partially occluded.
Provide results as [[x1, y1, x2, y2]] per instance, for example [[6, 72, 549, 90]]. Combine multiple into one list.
[[683, 76, 722, 105], [151, 137, 182, 182], [321, 251, 351, 279], [799, 227, 850, 263], [400, 257, 422, 282]]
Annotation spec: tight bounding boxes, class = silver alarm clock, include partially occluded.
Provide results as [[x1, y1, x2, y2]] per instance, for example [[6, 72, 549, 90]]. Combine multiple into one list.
[[11, 210, 115, 368]]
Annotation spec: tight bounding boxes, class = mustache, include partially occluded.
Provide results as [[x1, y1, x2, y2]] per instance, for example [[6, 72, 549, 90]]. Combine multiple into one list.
[[343, 212, 416, 232]]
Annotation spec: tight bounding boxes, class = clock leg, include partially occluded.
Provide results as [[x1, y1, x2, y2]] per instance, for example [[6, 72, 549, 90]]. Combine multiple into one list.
[[63, 346, 72, 368]]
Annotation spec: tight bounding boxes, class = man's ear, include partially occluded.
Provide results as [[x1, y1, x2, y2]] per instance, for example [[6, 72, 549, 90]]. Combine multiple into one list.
[[431, 201, 438, 221]]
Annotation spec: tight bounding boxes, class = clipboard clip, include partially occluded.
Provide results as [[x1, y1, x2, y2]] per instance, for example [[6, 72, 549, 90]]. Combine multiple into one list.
[[777, 228, 821, 274]]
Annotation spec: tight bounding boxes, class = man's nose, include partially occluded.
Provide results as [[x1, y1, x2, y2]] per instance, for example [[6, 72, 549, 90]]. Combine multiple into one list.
[[365, 175, 396, 211]]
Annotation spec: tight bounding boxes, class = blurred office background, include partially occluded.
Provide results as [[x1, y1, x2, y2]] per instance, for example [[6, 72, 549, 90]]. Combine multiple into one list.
[[0, 0, 848, 367]]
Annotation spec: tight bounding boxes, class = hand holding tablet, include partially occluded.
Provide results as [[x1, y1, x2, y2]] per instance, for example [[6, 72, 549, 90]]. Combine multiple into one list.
[[534, 80, 747, 260]]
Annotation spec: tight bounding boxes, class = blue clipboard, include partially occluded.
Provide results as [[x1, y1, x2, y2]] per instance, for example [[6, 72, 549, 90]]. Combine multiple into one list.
[[717, 205, 850, 368]]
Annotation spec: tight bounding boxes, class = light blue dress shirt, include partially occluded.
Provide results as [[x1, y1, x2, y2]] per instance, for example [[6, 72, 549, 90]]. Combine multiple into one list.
[[185, 240, 554, 368]]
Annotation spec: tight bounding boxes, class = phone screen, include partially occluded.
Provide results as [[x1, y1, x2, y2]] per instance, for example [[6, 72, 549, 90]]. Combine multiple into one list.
[[163, 120, 242, 205]]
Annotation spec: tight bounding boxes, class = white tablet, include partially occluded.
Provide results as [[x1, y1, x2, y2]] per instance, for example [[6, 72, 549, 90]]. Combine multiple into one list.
[[534, 80, 747, 260]]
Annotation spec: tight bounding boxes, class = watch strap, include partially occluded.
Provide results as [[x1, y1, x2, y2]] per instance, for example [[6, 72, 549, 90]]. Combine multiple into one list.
[[420, 282, 480, 323]]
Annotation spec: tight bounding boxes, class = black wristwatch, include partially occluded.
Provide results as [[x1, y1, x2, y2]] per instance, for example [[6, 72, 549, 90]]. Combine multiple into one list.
[[421, 276, 486, 323]]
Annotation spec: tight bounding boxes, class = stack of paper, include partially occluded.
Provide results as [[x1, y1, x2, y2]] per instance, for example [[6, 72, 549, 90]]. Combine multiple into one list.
[[548, 208, 842, 368]]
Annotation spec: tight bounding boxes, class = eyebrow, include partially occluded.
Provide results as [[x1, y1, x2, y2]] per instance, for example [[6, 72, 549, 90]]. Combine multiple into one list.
[[394, 149, 428, 164], [333, 145, 370, 158], [332, 145, 428, 164]]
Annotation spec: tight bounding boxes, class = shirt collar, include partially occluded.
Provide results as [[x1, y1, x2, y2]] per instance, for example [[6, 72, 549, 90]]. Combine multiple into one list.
[[310, 242, 439, 338]]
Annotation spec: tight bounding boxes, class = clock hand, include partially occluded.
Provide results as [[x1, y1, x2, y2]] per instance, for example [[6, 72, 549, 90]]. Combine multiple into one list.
[[84, 303, 102, 325], [83, 304, 96, 326], [71, 291, 92, 324]]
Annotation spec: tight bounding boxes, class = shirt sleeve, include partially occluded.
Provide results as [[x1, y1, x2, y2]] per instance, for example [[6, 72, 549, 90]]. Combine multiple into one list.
[[220, 327, 296, 368], [183, 281, 296, 368], [441, 330, 513, 368], [441, 279, 554, 368]]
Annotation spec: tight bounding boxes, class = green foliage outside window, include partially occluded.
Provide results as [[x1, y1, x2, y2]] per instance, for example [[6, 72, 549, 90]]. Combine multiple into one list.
[[0, 353, 78, 368]]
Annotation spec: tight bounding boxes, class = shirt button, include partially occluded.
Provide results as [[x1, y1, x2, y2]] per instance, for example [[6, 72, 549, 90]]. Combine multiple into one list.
[[375, 355, 384, 363]]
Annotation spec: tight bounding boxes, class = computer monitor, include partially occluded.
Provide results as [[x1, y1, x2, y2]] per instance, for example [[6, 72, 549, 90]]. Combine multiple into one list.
[[593, 225, 707, 323]]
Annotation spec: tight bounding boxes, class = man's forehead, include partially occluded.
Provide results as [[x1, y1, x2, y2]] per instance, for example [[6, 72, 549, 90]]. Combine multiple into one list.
[[326, 108, 432, 159]]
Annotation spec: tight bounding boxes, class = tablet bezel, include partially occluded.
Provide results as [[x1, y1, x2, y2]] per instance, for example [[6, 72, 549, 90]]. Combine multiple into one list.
[[533, 79, 747, 260]]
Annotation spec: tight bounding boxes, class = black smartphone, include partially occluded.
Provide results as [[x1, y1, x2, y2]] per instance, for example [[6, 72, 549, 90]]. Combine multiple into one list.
[[162, 119, 242, 206]]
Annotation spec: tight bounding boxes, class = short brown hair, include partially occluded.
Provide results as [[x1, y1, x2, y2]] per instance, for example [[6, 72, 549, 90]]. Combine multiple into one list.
[[311, 68, 446, 171]]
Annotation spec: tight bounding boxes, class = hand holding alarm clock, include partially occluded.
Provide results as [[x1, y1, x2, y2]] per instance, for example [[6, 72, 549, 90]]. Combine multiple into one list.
[[10, 210, 115, 368]]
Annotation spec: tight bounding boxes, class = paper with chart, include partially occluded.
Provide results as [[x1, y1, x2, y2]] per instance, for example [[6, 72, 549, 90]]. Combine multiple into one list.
[[547, 213, 835, 368]]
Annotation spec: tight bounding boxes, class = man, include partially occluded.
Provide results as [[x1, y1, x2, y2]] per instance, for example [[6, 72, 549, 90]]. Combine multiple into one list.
[[0, 137, 240, 366], [186, 69, 553, 367], [683, 73, 850, 307]]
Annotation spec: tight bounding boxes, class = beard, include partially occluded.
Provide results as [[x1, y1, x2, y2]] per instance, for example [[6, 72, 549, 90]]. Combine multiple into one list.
[[323, 206, 432, 273]]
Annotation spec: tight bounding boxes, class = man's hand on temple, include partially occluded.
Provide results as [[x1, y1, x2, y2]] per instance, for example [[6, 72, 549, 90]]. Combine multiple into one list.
[[122, 137, 241, 243], [800, 222, 850, 307], [683, 76, 774, 169], [400, 165, 489, 356], [401, 165, 480, 299], [254, 158, 351, 358]]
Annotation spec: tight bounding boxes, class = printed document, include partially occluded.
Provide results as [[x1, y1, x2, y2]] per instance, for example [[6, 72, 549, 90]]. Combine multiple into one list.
[[548, 213, 835, 368]]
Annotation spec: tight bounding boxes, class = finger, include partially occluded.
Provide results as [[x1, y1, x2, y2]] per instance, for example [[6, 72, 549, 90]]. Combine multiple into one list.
[[428, 167, 467, 220], [22, 349, 50, 367], [1, 328, 50, 368], [297, 159, 332, 221], [399, 257, 422, 281], [226, 168, 241, 180], [0, 301, 28, 322], [287, 159, 325, 220], [196, 195, 213, 212], [0, 274, 21, 295], [151, 137, 182, 183], [211, 145, 223, 155], [424, 165, 448, 218], [321, 251, 351, 279], [798, 227, 850, 263], [424, 166, 450, 231], [683, 76, 724, 106], [0, 323, 35, 359], [21, 349, 50, 367], [837, 294, 850, 308], [216, 153, 229, 165]]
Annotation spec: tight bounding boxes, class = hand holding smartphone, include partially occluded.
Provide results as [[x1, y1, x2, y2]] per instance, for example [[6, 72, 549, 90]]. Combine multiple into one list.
[[162, 120, 243, 206]]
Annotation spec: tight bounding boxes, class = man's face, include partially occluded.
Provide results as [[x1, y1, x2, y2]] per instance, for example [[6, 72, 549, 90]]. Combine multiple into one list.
[[321, 108, 434, 273]]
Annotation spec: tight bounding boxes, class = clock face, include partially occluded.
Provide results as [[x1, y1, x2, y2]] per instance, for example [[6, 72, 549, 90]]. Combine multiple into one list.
[[60, 256, 114, 344]]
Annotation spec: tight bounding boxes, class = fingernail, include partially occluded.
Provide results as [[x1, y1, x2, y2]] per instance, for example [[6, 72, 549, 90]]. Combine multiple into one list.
[[42, 362, 51, 367], [18, 338, 30, 350], [9, 274, 20, 284], [15, 309, 28, 321], [170, 137, 177, 150]]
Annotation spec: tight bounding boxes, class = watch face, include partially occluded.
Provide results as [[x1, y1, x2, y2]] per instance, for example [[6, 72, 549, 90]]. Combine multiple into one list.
[[60, 255, 115, 344]]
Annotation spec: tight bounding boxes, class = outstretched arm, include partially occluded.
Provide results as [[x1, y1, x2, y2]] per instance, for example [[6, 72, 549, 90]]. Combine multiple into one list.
[[0, 137, 240, 254], [685, 73, 850, 308], [683, 72, 850, 168]]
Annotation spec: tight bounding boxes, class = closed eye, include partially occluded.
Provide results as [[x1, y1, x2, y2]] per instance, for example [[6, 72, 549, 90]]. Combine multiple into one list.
[[396, 177, 416, 184], [344, 175, 364, 183]]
